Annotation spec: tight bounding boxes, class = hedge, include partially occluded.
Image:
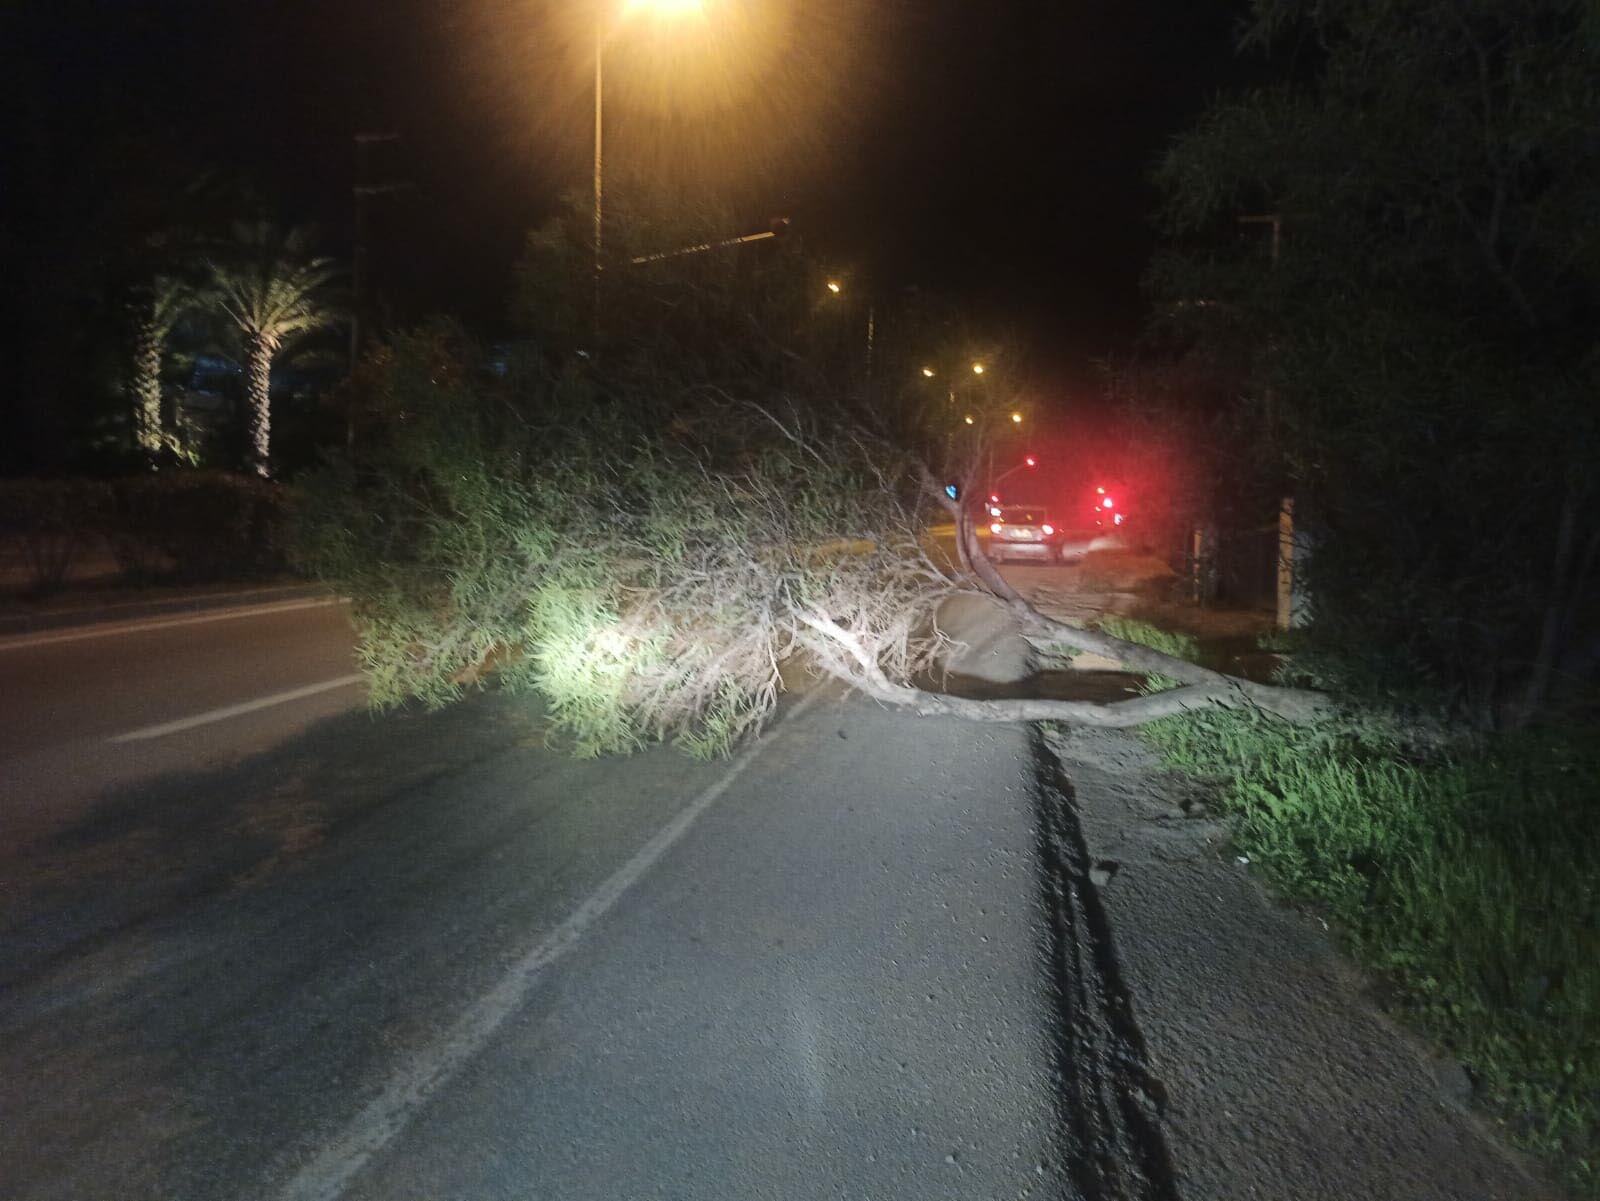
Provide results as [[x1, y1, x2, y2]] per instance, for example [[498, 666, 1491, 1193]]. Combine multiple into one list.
[[0, 471, 292, 593]]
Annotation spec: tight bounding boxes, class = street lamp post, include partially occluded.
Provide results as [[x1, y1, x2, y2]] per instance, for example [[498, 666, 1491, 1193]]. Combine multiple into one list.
[[593, 7, 605, 337]]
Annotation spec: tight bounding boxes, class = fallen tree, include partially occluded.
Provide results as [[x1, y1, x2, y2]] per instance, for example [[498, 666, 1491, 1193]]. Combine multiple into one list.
[[299, 323, 1330, 757]]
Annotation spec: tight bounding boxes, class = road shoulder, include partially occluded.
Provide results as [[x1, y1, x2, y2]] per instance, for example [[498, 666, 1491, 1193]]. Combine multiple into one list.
[[1040, 724, 1560, 1201]]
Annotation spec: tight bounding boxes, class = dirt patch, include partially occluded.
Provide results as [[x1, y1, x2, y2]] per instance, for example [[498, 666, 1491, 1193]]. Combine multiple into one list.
[[1073, 549, 1177, 593]]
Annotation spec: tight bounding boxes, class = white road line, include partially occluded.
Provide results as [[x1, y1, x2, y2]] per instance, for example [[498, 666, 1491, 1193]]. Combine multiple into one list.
[[107, 674, 366, 743], [275, 685, 826, 1201], [0, 597, 346, 653]]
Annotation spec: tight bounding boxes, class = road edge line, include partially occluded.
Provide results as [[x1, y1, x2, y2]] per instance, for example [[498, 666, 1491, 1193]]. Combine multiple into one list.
[[0, 597, 346, 652]]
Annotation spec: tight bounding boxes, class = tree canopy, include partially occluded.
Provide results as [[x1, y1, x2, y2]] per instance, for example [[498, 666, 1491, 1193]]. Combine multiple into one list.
[[1149, 0, 1600, 721]]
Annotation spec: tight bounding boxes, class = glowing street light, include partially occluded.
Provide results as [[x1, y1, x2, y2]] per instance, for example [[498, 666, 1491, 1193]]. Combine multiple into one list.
[[1010, 411, 1022, 423], [594, 0, 708, 330], [963, 415, 975, 425], [921, 366, 935, 378], [826, 279, 842, 294], [971, 362, 985, 375]]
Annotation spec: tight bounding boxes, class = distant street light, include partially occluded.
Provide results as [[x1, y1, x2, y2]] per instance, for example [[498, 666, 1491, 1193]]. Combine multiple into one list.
[[971, 362, 985, 374], [826, 279, 842, 294], [964, 415, 975, 425], [1010, 411, 1022, 423], [921, 366, 935, 378]]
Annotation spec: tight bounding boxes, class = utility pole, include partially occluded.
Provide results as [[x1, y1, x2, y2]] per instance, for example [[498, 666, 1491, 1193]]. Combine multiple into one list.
[[593, 7, 605, 345]]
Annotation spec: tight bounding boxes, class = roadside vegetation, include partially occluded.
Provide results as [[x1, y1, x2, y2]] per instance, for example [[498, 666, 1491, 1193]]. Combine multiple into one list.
[[1120, 6, 1600, 1182], [1101, 616, 1599, 1197], [1143, 0, 1599, 728]]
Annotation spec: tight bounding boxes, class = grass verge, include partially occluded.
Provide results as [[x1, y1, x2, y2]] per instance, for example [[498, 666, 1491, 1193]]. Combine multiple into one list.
[[1102, 617, 1599, 1197]]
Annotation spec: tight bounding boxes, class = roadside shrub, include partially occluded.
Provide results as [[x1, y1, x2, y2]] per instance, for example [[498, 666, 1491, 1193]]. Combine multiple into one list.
[[0, 478, 114, 595], [111, 471, 291, 583]]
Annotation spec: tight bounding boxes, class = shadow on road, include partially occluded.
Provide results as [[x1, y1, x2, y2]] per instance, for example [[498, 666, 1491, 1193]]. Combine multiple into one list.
[[2, 692, 545, 993]]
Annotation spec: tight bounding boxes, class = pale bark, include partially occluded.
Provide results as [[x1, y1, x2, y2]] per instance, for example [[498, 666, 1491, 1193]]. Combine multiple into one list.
[[783, 471, 1337, 730], [797, 607, 1331, 730]]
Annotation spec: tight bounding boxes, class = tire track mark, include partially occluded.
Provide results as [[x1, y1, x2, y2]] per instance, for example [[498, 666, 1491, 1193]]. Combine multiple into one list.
[[1031, 728, 1180, 1201]]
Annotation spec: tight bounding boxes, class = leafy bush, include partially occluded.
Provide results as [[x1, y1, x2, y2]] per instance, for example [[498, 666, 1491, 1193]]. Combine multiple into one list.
[[0, 478, 114, 594], [1142, 700, 1600, 1195]]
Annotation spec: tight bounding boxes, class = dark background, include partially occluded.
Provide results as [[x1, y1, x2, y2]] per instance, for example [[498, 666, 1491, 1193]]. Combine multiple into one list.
[[3, 0, 1252, 423]]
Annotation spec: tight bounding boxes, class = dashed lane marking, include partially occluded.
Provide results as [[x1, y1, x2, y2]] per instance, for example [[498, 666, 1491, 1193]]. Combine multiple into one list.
[[107, 674, 365, 743]]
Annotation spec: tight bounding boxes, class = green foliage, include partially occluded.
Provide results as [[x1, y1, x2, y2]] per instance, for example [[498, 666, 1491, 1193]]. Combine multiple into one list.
[[1093, 614, 1199, 692], [1149, 0, 1600, 719], [1143, 704, 1600, 1194], [1094, 615, 1199, 663], [298, 322, 944, 759]]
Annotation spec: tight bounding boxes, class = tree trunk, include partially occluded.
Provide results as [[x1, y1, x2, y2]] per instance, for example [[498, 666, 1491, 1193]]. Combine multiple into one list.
[[130, 315, 164, 465], [900, 464, 1335, 729], [245, 335, 275, 478]]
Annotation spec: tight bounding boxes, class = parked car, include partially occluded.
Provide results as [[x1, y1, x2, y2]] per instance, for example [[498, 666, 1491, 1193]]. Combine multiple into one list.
[[985, 506, 1063, 563]]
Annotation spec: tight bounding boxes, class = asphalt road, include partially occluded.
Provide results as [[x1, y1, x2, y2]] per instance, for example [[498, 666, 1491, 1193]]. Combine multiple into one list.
[[0, 603, 1122, 1201], [0, 599, 363, 851], [0, 593, 1553, 1200]]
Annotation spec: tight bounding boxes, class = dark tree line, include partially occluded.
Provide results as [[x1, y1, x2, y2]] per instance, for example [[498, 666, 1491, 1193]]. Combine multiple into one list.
[[1143, 0, 1600, 724]]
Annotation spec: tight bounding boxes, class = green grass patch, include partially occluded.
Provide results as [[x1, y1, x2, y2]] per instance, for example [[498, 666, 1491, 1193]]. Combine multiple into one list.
[[1135, 682, 1599, 1195], [1094, 615, 1197, 692], [1096, 614, 1200, 663]]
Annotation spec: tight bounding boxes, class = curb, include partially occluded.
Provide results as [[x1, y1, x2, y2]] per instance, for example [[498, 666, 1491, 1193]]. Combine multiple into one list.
[[0, 582, 337, 638]]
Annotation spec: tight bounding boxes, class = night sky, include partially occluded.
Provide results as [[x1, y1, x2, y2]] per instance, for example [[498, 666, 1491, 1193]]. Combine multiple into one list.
[[7, 0, 1251, 376]]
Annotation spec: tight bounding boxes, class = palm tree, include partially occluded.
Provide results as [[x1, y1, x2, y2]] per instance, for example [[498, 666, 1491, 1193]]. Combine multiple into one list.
[[127, 274, 195, 464], [207, 222, 342, 476]]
